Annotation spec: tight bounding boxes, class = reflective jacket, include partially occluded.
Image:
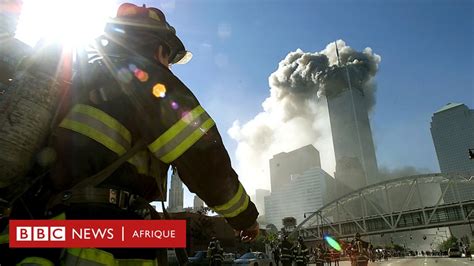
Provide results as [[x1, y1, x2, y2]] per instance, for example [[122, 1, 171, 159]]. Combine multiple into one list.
[[49, 55, 259, 230], [280, 240, 294, 262], [293, 243, 309, 264]]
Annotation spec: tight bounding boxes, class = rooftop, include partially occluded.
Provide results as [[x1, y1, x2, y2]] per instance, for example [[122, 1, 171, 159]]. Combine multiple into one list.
[[434, 103, 464, 114]]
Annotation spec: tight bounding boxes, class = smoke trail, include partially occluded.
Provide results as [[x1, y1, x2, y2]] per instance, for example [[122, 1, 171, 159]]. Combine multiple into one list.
[[228, 40, 381, 194]]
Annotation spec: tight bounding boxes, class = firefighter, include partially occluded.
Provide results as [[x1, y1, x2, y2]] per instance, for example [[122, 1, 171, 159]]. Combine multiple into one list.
[[349, 233, 370, 266], [208, 237, 224, 266], [272, 244, 281, 265], [293, 236, 310, 266], [3, 3, 259, 265], [279, 234, 293, 266], [314, 244, 325, 266]]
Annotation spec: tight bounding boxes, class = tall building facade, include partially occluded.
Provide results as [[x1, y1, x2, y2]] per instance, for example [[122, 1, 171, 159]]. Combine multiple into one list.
[[168, 168, 184, 212], [269, 144, 321, 192], [254, 189, 270, 216], [430, 102, 474, 239], [264, 167, 335, 228], [431, 103, 474, 175], [326, 88, 379, 191], [193, 195, 204, 211]]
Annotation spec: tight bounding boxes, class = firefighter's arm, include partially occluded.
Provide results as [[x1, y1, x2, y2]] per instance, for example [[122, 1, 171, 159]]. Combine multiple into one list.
[[130, 63, 259, 232]]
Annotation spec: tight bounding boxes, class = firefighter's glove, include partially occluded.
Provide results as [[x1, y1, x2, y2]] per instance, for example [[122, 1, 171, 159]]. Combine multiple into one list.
[[236, 221, 259, 243]]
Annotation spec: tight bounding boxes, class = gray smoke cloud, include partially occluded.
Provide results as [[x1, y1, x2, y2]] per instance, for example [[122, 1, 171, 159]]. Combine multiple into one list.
[[228, 40, 381, 193]]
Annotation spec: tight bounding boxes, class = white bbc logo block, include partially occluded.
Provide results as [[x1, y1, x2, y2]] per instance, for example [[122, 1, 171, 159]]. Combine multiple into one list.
[[50, 226, 66, 241], [33, 227, 49, 241], [16, 226, 66, 241], [16, 227, 32, 241]]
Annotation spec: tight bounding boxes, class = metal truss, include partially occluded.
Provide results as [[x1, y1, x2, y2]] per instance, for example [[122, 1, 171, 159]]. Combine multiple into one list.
[[296, 173, 474, 241]]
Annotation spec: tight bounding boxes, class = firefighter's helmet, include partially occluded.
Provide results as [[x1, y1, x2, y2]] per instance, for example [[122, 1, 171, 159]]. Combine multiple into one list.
[[105, 3, 192, 64]]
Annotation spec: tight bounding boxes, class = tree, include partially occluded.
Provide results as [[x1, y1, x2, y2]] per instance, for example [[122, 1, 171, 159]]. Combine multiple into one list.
[[196, 206, 212, 216], [438, 236, 458, 252]]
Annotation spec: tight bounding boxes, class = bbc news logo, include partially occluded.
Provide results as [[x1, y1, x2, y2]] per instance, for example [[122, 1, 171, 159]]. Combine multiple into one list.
[[9, 220, 186, 248], [16, 226, 66, 241]]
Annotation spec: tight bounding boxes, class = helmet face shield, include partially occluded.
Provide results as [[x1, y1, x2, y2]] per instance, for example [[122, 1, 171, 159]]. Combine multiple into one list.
[[106, 2, 191, 65], [173, 50, 193, 64]]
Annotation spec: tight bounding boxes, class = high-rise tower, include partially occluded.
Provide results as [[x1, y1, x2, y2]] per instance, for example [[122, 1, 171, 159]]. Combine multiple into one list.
[[430, 102, 474, 240], [269, 144, 321, 192], [168, 168, 184, 212], [326, 87, 379, 191]]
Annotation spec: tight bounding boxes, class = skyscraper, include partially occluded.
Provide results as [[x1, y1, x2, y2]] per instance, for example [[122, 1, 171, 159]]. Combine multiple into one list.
[[326, 88, 379, 191], [269, 144, 321, 192], [168, 168, 184, 212], [193, 195, 204, 211], [431, 103, 474, 175], [430, 102, 474, 239], [254, 189, 270, 216], [264, 167, 335, 227]]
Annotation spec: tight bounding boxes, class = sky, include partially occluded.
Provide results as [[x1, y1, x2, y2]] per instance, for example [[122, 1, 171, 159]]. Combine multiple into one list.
[[15, 0, 474, 208]]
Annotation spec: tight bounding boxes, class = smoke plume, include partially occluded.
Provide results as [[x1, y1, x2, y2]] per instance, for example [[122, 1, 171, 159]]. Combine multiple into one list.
[[228, 40, 381, 194]]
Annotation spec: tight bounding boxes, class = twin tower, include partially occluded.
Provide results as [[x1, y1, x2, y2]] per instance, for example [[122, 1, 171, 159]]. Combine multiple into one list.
[[270, 86, 379, 197]]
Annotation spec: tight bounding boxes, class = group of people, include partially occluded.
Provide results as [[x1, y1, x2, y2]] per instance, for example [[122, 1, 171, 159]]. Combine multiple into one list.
[[207, 237, 225, 266], [271, 233, 371, 266], [272, 235, 310, 266], [312, 244, 341, 266], [344, 233, 372, 266]]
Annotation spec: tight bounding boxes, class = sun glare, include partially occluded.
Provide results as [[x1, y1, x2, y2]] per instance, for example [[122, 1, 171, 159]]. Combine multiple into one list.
[[15, 0, 116, 48]]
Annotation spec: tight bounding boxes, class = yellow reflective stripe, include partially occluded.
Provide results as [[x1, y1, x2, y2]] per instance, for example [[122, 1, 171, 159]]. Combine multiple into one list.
[[51, 212, 66, 220], [223, 195, 249, 218], [212, 183, 244, 212], [148, 105, 205, 153], [17, 256, 54, 266], [160, 117, 215, 163], [66, 248, 114, 265], [0, 233, 8, 244], [60, 119, 127, 155], [116, 258, 158, 266], [211, 183, 251, 218], [73, 104, 131, 143]]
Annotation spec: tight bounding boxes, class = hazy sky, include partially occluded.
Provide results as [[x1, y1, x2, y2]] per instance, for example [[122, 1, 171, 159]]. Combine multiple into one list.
[[159, 0, 474, 207], [16, 0, 474, 208]]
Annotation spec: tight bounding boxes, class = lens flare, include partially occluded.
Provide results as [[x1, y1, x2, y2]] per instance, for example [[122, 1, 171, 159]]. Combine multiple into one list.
[[171, 101, 179, 110], [152, 83, 166, 98], [15, 0, 115, 47], [324, 235, 342, 251], [134, 69, 149, 82]]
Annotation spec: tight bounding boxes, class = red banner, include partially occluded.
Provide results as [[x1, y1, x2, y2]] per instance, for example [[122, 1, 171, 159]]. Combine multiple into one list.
[[9, 220, 186, 248]]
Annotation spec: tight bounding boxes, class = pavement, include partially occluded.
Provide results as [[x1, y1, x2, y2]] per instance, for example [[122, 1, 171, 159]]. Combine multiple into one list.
[[309, 257, 474, 265]]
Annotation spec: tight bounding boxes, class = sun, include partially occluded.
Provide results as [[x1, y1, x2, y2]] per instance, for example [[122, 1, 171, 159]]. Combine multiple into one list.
[[15, 0, 116, 48]]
